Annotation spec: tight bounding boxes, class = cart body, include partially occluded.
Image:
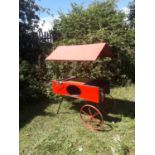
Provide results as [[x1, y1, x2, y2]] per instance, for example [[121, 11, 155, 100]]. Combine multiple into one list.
[[52, 80, 101, 103]]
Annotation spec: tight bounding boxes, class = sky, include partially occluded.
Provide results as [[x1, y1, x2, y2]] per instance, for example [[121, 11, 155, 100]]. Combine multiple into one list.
[[36, 0, 131, 31]]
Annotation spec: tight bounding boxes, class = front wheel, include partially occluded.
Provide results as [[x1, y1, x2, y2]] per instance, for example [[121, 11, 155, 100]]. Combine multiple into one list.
[[80, 104, 104, 131]]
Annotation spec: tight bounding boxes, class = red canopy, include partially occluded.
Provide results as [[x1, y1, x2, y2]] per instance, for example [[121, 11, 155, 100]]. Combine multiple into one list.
[[46, 42, 112, 61]]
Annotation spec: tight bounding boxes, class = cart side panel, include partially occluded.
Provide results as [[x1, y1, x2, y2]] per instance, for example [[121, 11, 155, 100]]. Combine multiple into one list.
[[52, 80, 100, 103]]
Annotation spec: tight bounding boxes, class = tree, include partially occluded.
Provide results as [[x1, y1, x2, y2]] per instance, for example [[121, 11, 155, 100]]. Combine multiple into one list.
[[19, 0, 52, 103], [48, 0, 135, 85]]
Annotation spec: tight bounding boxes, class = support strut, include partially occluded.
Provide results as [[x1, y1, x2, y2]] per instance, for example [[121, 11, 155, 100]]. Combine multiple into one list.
[[57, 98, 63, 114]]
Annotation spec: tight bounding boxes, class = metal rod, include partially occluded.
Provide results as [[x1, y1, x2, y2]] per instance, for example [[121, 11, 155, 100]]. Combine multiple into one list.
[[57, 98, 63, 114]]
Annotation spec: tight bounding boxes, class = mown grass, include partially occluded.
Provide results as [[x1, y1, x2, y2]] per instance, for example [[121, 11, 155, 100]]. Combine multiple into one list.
[[20, 85, 135, 155]]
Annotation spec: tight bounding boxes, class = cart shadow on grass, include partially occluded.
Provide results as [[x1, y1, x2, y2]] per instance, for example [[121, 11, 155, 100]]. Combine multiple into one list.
[[69, 98, 135, 119], [19, 98, 57, 129], [19, 96, 134, 131], [67, 97, 135, 131]]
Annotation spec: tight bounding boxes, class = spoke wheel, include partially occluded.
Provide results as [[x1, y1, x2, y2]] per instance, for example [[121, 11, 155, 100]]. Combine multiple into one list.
[[80, 104, 104, 131]]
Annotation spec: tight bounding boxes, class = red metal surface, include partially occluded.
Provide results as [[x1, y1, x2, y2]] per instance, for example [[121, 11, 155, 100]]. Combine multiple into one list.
[[46, 42, 112, 61], [52, 80, 101, 103], [80, 104, 104, 131]]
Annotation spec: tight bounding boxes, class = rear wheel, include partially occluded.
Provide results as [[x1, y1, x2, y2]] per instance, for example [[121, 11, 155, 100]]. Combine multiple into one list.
[[80, 104, 103, 131]]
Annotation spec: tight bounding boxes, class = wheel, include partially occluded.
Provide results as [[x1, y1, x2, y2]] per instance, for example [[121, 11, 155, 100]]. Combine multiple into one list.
[[80, 104, 104, 131]]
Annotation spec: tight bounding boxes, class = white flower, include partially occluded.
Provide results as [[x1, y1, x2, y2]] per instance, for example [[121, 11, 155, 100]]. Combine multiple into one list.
[[113, 135, 121, 142], [78, 147, 83, 152], [111, 146, 119, 155]]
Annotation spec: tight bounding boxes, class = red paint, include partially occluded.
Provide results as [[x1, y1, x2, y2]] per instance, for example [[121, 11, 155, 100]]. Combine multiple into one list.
[[52, 80, 101, 103], [80, 104, 104, 131]]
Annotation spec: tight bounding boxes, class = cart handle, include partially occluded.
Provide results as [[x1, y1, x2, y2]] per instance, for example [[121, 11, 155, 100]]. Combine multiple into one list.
[[59, 76, 76, 82]]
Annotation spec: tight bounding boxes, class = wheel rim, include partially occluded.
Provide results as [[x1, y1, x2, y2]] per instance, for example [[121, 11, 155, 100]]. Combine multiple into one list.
[[80, 104, 104, 131]]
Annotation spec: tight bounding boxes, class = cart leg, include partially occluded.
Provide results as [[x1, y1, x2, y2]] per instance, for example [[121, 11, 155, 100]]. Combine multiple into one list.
[[57, 98, 63, 114]]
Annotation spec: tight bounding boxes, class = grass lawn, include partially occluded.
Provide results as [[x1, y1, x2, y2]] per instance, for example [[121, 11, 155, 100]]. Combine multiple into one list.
[[20, 85, 135, 155]]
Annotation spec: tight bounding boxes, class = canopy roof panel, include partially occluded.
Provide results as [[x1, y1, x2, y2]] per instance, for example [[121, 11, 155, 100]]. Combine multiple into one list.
[[46, 42, 112, 61]]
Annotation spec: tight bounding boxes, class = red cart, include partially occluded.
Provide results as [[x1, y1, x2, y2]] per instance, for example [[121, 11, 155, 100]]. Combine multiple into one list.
[[46, 42, 113, 131]]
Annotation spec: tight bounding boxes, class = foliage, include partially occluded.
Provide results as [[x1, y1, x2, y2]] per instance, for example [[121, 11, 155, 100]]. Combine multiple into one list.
[[49, 0, 135, 85], [19, 0, 135, 104], [19, 0, 52, 103]]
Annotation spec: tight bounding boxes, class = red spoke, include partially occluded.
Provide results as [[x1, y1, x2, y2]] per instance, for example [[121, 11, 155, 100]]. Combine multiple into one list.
[[80, 104, 104, 131], [81, 110, 89, 116], [88, 107, 92, 115], [92, 112, 99, 118]]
